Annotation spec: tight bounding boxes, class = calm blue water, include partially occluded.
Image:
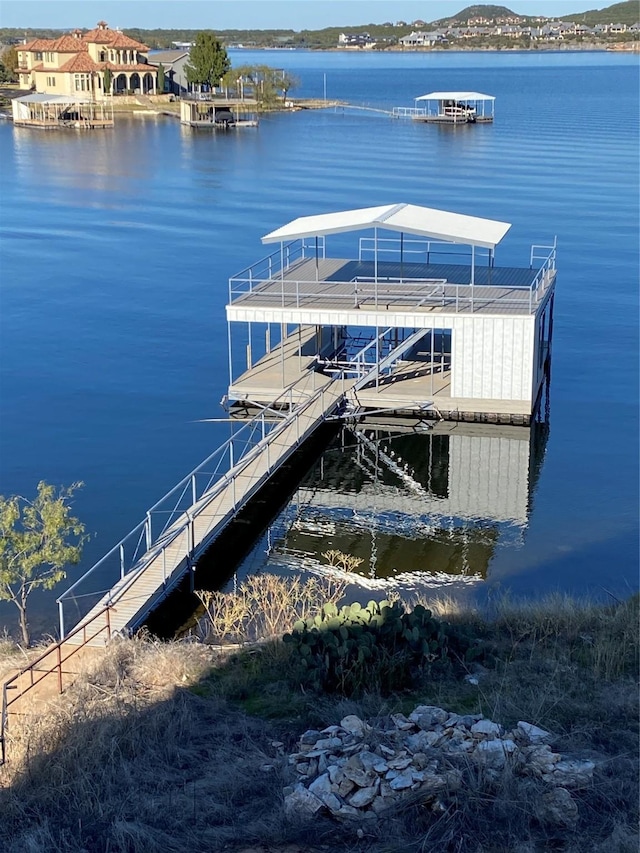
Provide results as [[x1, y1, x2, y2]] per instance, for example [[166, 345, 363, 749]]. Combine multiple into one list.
[[0, 51, 638, 637]]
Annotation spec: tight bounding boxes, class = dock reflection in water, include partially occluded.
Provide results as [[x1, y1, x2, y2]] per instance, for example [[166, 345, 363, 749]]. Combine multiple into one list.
[[243, 414, 549, 594]]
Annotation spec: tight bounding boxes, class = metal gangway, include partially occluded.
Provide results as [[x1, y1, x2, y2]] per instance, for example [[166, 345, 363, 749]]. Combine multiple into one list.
[[56, 325, 445, 643], [57, 372, 350, 642]]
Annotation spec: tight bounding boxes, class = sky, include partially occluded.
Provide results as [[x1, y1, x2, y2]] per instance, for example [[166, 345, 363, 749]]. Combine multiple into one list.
[[0, 0, 613, 31]]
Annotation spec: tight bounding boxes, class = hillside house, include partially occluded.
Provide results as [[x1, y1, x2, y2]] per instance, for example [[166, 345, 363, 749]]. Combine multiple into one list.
[[16, 21, 157, 96]]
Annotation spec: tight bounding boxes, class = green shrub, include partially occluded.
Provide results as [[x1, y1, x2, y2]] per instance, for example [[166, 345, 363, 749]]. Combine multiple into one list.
[[283, 599, 457, 696]]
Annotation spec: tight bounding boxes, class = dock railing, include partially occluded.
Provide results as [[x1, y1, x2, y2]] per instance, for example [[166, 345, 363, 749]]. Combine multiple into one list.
[[228, 237, 555, 314], [358, 236, 493, 266], [229, 275, 549, 314], [392, 107, 427, 118], [229, 237, 324, 300], [56, 369, 345, 639], [528, 241, 557, 309]]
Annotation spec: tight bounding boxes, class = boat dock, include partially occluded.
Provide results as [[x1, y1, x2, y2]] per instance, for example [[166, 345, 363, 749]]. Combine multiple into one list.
[[393, 91, 495, 124], [179, 94, 259, 128], [56, 201, 556, 646]]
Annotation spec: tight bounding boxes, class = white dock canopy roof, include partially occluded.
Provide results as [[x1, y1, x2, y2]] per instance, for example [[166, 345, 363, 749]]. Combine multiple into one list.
[[262, 203, 511, 250], [415, 92, 495, 101]]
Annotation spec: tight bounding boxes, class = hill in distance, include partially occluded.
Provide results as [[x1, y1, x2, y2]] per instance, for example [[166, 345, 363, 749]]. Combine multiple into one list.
[[431, 1, 638, 26]]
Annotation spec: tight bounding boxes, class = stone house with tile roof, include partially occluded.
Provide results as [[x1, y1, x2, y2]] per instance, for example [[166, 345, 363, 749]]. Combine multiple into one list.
[[16, 21, 157, 97]]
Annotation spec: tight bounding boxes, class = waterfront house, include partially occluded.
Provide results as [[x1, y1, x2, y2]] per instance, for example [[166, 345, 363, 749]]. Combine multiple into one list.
[[147, 49, 190, 95], [16, 21, 157, 97], [400, 31, 448, 47]]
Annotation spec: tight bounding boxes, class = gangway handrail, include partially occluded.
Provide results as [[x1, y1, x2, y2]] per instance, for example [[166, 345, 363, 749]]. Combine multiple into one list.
[[57, 375, 314, 601], [1, 604, 112, 765], [56, 367, 346, 637]]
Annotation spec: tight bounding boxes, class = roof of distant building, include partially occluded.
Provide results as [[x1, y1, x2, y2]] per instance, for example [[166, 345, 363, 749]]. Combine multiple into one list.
[[147, 50, 190, 65], [21, 22, 149, 55]]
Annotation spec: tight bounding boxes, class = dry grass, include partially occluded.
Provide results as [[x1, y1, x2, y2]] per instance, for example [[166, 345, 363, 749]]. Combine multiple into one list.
[[0, 593, 637, 853], [195, 573, 347, 644]]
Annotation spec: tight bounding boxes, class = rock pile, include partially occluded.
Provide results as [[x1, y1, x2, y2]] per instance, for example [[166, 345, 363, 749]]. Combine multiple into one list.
[[284, 706, 595, 825]]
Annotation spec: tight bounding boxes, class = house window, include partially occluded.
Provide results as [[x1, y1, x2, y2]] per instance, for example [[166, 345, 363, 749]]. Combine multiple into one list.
[[35, 52, 43, 61], [46, 76, 56, 86], [74, 74, 89, 91], [99, 50, 106, 61], [45, 51, 54, 62]]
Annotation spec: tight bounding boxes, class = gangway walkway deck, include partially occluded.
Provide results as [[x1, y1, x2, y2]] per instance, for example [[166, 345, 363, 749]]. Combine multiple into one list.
[[59, 374, 351, 643]]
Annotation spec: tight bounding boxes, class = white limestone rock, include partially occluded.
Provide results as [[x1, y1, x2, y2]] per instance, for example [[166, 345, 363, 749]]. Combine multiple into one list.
[[405, 730, 442, 752], [391, 713, 415, 731], [340, 715, 368, 737], [409, 706, 449, 728], [322, 792, 343, 814], [335, 804, 361, 820], [545, 758, 595, 789], [358, 750, 384, 772], [312, 736, 343, 751], [348, 783, 379, 808], [517, 721, 553, 745], [387, 756, 413, 771], [284, 784, 324, 817], [525, 745, 562, 774], [471, 719, 502, 738], [343, 756, 377, 788], [389, 771, 415, 790], [309, 773, 333, 798], [474, 738, 517, 766], [299, 729, 322, 745]]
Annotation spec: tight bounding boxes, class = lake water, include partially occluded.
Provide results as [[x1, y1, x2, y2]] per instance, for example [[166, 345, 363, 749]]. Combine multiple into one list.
[[0, 51, 638, 638]]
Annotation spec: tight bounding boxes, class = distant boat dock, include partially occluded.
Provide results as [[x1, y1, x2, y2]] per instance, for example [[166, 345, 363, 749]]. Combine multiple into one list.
[[393, 91, 495, 124], [180, 93, 259, 128], [56, 202, 555, 649]]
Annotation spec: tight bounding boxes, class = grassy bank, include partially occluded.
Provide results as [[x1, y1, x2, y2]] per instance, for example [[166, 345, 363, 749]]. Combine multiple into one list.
[[0, 587, 637, 853]]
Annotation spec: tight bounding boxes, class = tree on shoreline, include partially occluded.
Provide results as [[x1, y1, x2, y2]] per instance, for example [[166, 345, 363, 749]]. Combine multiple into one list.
[[103, 67, 112, 94], [0, 481, 87, 646], [185, 31, 230, 90]]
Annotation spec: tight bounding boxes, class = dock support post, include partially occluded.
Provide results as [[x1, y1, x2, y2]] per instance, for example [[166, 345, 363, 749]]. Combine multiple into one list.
[[192, 474, 197, 506], [120, 543, 125, 579], [58, 600, 65, 641], [374, 227, 378, 305], [145, 512, 152, 551], [56, 644, 63, 694]]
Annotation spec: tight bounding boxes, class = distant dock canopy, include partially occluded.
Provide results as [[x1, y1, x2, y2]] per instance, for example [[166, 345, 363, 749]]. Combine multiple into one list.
[[226, 202, 556, 425], [393, 92, 495, 124], [179, 93, 259, 129], [11, 94, 114, 129]]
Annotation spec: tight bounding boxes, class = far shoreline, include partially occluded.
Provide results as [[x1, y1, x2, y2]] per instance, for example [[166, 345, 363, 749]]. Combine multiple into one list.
[[229, 44, 639, 54]]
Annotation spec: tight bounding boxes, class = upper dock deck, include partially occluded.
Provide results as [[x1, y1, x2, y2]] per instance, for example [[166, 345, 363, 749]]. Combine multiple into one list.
[[227, 204, 555, 326], [227, 239, 556, 325]]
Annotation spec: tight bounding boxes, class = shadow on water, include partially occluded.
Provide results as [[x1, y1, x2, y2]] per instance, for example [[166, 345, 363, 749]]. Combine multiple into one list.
[[145, 390, 551, 639], [144, 422, 340, 639]]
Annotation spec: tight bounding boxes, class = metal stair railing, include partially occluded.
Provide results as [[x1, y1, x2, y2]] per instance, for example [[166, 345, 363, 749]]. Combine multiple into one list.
[[0, 605, 112, 765]]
